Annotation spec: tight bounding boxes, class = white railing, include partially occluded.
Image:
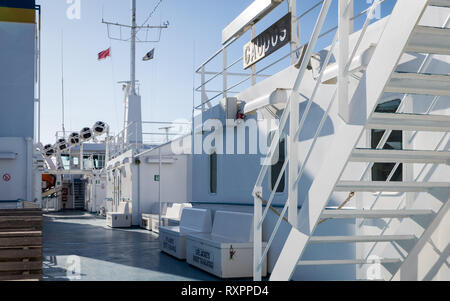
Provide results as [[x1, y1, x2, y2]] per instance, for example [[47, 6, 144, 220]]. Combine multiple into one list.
[[251, 0, 393, 280], [194, 0, 392, 112], [194, 1, 323, 111], [107, 121, 191, 159]]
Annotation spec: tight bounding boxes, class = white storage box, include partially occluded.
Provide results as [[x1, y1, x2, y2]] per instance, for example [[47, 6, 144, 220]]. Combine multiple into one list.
[[152, 203, 192, 233], [162, 203, 192, 226], [159, 208, 212, 260], [106, 202, 131, 228], [141, 213, 155, 230], [185, 211, 267, 278], [151, 216, 161, 233]]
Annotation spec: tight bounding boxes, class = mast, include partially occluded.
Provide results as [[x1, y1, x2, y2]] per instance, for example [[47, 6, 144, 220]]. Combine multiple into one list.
[[61, 31, 66, 137], [102, 0, 169, 146], [130, 0, 136, 95]]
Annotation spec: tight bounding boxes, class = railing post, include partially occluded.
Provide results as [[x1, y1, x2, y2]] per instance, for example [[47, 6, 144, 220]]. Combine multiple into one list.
[[80, 143, 84, 170], [288, 93, 298, 225], [253, 186, 263, 281], [201, 66, 207, 112], [223, 47, 228, 99], [338, 0, 352, 122], [288, 0, 300, 225], [289, 0, 299, 65], [251, 26, 257, 86]]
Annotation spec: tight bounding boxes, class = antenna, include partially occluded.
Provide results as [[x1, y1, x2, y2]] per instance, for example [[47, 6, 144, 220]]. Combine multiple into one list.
[[61, 30, 66, 137]]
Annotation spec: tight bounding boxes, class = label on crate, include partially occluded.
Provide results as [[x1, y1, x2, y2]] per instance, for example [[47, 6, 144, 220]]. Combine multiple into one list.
[[193, 247, 214, 269], [163, 236, 177, 253]]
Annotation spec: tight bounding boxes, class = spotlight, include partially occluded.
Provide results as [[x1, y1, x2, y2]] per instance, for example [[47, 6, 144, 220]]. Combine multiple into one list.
[[93, 121, 107, 135], [43, 144, 55, 157], [69, 132, 80, 145], [80, 127, 93, 141], [56, 138, 69, 151]]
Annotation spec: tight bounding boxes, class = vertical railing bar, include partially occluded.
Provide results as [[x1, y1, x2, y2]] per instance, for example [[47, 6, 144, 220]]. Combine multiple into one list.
[[259, 158, 290, 227], [258, 200, 290, 268]]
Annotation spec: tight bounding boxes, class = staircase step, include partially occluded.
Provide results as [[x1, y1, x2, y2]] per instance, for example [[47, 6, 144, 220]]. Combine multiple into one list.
[[336, 181, 450, 192], [406, 26, 450, 55], [350, 149, 450, 164], [321, 209, 434, 219], [385, 72, 450, 96], [310, 235, 416, 243], [367, 113, 450, 132], [298, 258, 402, 266], [429, 0, 450, 7]]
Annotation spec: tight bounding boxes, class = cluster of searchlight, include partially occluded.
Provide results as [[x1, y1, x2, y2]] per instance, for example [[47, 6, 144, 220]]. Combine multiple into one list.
[[43, 121, 108, 158]]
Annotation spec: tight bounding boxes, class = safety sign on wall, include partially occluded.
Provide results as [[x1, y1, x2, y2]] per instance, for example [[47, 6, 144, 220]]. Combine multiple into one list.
[[2, 173, 11, 182]]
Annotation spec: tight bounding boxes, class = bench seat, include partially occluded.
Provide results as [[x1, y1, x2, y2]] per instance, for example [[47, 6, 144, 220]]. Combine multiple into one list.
[[106, 202, 131, 228], [159, 208, 212, 259], [185, 210, 267, 278]]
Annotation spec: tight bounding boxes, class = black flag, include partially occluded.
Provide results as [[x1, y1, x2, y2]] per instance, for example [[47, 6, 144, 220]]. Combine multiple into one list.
[[143, 48, 155, 61]]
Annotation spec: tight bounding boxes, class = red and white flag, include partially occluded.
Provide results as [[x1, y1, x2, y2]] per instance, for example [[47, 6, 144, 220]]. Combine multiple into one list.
[[98, 48, 111, 60]]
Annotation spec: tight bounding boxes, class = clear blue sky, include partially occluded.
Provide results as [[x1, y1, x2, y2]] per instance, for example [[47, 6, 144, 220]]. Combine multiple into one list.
[[36, 0, 395, 144]]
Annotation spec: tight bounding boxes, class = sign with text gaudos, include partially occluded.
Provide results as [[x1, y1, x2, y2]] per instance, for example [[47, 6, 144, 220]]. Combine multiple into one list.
[[243, 12, 291, 70]]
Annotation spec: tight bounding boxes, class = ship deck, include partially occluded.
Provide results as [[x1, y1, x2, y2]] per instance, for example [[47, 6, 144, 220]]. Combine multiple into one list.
[[42, 211, 219, 281]]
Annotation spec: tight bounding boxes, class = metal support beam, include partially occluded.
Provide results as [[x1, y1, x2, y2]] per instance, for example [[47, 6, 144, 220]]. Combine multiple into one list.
[[253, 186, 263, 281], [288, 0, 300, 225], [251, 26, 257, 85], [289, 0, 299, 65], [288, 95, 299, 225], [338, 0, 353, 122]]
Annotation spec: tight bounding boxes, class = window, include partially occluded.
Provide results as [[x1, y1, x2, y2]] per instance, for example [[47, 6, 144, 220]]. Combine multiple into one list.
[[83, 156, 92, 170], [92, 154, 105, 170], [371, 99, 403, 182], [61, 155, 70, 170], [270, 133, 286, 193], [209, 151, 217, 194]]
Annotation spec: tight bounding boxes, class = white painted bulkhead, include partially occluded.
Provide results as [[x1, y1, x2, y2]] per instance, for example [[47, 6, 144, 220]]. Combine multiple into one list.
[[0, 17, 37, 207], [105, 136, 191, 226]]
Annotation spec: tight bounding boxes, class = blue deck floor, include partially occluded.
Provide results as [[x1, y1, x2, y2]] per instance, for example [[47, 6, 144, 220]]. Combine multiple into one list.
[[42, 211, 219, 281]]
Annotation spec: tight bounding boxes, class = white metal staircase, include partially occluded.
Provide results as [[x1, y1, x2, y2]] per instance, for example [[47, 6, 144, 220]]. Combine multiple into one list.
[[253, 0, 450, 281]]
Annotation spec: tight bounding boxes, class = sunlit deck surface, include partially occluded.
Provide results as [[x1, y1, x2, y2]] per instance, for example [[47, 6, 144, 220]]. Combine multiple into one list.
[[42, 211, 218, 281]]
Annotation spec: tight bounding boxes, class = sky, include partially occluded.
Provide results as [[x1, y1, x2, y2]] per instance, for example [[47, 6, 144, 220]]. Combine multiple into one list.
[[36, 0, 395, 145]]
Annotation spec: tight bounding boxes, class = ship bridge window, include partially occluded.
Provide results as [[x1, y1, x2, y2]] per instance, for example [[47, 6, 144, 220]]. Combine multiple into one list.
[[92, 154, 105, 170], [83, 156, 93, 170], [371, 99, 403, 182], [269, 131, 286, 193], [209, 151, 217, 194], [61, 155, 70, 170]]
